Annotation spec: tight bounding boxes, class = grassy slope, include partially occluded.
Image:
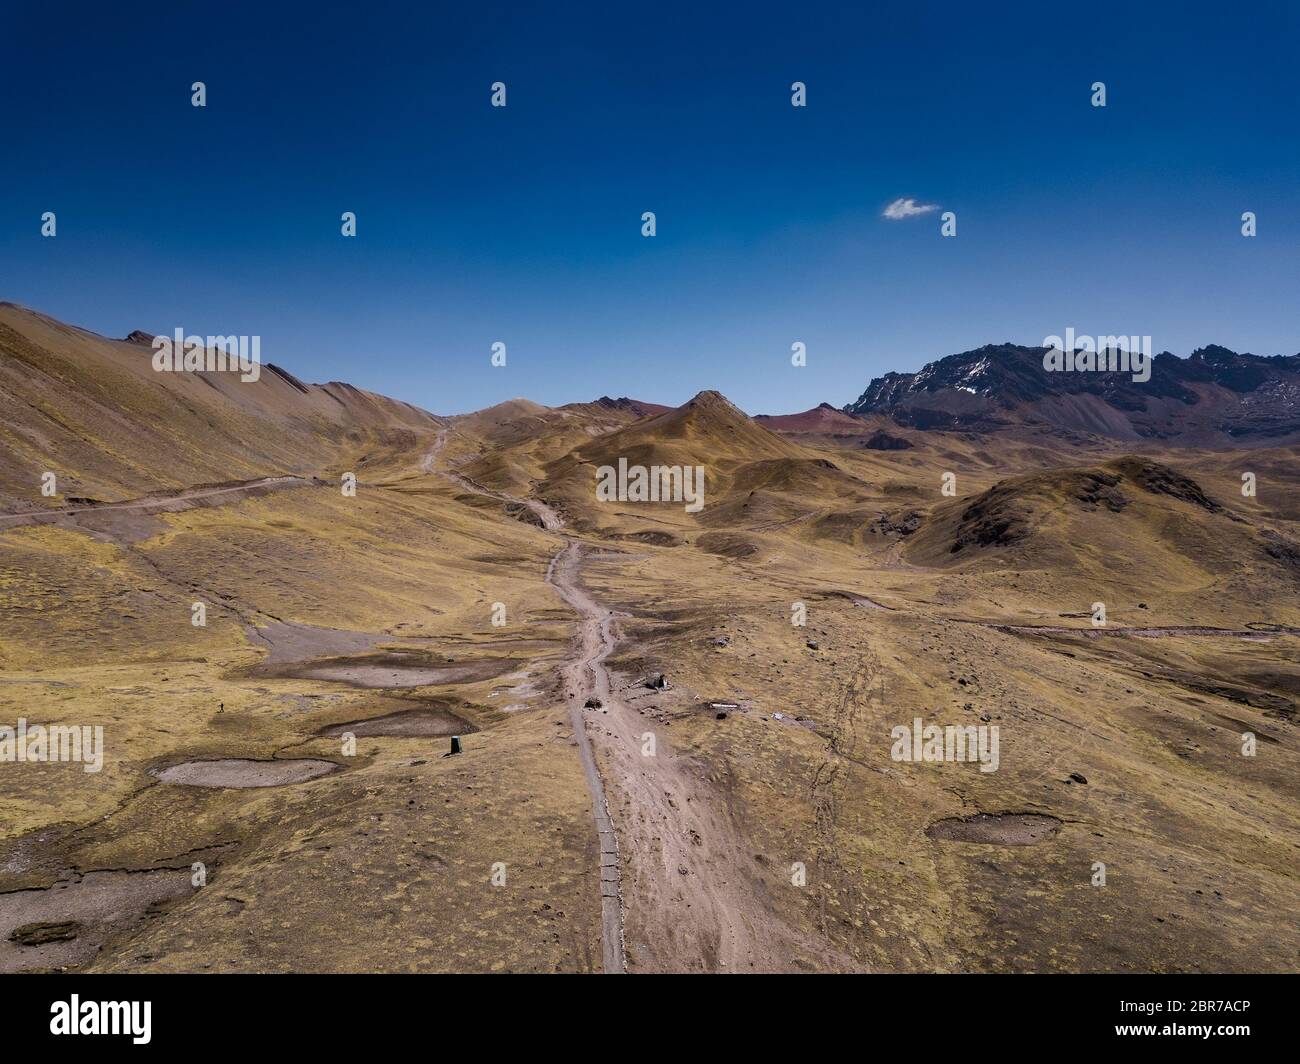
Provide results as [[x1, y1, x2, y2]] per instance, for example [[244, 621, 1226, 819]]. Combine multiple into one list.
[[2, 310, 1296, 972]]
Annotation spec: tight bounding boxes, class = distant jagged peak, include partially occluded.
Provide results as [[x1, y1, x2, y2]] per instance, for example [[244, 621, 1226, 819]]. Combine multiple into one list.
[[122, 329, 157, 346], [594, 396, 671, 416], [1189, 343, 1300, 369], [843, 339, 1300, 443], [1189, 343, 1241, 361]]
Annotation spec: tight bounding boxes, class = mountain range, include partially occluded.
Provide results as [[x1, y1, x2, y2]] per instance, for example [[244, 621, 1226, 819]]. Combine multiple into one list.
[[842, 342, 1300, 445], [2, 300, 1298, 976]]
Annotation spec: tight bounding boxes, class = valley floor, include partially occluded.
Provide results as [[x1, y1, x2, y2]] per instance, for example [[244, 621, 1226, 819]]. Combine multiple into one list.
[[1, 427, 1297, 974]]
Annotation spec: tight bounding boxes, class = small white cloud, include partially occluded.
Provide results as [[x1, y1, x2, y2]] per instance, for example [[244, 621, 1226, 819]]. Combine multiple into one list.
[[882, 197, 939, 220]]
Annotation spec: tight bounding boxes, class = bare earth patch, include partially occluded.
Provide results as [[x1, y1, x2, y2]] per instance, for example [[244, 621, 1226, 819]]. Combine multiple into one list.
[[150, 758, 340, 788], [317, 704, 477, 738], [285, 653, 522, 689], [926, 813, 1063, 846], [0, 869, 194, 972], [247, 622, 387, 666]]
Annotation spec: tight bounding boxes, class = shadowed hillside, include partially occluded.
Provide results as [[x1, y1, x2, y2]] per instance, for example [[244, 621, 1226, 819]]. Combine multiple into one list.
[[842, 342, 1300, 445]]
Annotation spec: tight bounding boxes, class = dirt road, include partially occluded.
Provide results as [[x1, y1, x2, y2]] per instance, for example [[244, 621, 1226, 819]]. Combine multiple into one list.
[[424, 429, 623, 971], [547, 543, 627, 973], [0, 476, 310, 530], [426, 431, 858, 972], [546, 541, 862, 972], [423, 429, 562, 529]]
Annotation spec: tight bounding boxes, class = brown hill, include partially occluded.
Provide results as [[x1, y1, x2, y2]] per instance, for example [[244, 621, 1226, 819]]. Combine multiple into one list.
[[583, 390, 808, 462], [571, 396, 672, 419], [536, 390, 885, 540], [901, 456, 1299, 618], [446, 396, 674, 498], [754, 402, 866, 434], [4, 304, 1299, 977], [0, 303, 440, 509]]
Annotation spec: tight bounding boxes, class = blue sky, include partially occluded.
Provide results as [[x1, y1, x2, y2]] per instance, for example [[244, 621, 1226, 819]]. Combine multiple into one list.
[[3, 0, 1297, 414]]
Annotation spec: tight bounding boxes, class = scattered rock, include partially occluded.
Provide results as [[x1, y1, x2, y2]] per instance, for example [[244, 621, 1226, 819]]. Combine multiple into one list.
[[1068, 772, 1088, 784], [861, 430, 914, 451], [869, 510, 922, 536], [9, 921, 80, 947], [1114, 457, 1225, 514]]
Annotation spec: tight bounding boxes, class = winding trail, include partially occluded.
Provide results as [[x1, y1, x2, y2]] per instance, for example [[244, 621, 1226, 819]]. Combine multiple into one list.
[[424, 428, 624, 972], [424, 428, 862, 971], [421, 429, 1300, 971], [552, 542, 859, 971], [424, 429, 562, 529], [547, 543, 626, 973], [0, 476, 310, 530], [971, 621, 1300, 640]]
